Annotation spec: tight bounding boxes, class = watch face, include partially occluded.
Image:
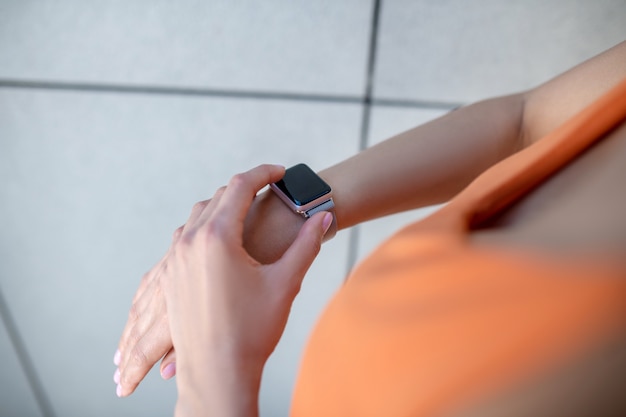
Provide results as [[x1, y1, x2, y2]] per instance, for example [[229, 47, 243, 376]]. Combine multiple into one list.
[[273, 163, 331, 206]]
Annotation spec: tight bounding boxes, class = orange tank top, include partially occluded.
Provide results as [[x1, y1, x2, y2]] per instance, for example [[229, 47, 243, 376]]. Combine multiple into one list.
[[291, 78, 626, 416]]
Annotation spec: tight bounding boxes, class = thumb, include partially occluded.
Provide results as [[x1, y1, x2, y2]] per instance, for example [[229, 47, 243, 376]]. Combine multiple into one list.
[[271, 212, 333, 290]]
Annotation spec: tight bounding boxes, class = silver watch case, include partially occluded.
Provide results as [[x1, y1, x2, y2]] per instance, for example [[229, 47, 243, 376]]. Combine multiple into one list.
[[269, 183, 335, 219]]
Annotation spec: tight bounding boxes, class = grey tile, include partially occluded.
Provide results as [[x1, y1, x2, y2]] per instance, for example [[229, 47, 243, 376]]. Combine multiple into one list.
[[368, 105, 448, 145], [0, 88, 360, 416], [0, 0, 372, 96], [375, 0, 626, 103], [354, 106, 447, 265], [0, 309, 44, 417]]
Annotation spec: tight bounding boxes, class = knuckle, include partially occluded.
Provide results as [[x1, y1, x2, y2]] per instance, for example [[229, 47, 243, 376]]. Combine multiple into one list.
[[228, 173, 247, 189], [174, 232, 195, 252], [153, 279, 163, 296], [191, 200, 208, 213], [186, 218, 231, 244], [310, 232, 323, 255], [128, 326, 143, 347], [129, 345, 149, 369], [214, 185, 227, 198], [133, 270, 154, 301], [201, 216, 230, 241], [119, 368, 136, 389], [141, 268, 154, 283], [127, 303, 140, 322], [284, 279, 303, 300], [313, 239, 323, 257], [140, 269, 152, 283], [172, 225, 184, 241]]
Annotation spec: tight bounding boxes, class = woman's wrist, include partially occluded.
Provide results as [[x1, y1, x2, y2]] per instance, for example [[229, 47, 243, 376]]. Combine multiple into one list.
[[243, 189, 307, 264], [176, 356, 263, 417]]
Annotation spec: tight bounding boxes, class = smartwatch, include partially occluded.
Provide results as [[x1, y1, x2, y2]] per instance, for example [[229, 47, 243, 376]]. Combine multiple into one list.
[[270, 163, 337, 241]]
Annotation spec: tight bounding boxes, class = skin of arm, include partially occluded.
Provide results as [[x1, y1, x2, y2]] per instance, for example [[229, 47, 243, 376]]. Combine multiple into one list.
[[114, 41, 626, 398], [244, 41, 626, 263], [242, 94, 525, 263]]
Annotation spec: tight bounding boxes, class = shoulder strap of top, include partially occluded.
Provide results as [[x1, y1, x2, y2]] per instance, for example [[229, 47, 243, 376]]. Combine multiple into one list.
[[447, 77, 626, 229]]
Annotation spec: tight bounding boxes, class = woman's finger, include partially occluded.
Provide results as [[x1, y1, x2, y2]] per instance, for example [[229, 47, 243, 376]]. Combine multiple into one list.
[[117, 313, 171, 397], [160, 348, 177, 380], [117, 255, 168, 351], [181, 200, 209, 234], [186, 186, 227, 233], [209, 164, 285, 232]]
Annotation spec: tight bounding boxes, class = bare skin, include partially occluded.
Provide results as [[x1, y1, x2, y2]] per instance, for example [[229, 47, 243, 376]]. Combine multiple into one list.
[[114, 41, 626, 406]]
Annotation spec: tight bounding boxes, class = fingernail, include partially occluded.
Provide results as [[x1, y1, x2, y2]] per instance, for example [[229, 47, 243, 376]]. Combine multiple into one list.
[[161, 362, 176, 380], [322, 212, 333, 234], [113, 368, 120, 384], [113, 349, 121, 366], [116, 384, 123, 398]]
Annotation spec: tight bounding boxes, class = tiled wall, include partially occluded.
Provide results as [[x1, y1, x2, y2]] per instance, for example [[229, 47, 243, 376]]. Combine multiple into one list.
[[1, 1, 624, 416]]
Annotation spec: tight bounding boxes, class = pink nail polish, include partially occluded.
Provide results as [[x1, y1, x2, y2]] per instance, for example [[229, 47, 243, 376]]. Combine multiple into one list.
[[113, 349, 121, 366], [322, 212, 333, 234], [161, 362, 176, 380], [116, 384, 123, 397], [113, 368, 120, 384]]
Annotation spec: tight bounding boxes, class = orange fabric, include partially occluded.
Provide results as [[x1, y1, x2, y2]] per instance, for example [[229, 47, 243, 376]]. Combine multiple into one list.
[[291, 78, 626, 417]]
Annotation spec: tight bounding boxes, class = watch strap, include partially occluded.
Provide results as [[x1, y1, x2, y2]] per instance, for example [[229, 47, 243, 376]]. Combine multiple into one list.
[[304, 198, 337, 241], [303, 198, 335, 218]]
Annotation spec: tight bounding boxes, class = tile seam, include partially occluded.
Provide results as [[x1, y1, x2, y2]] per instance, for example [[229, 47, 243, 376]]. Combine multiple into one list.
[[0, 286, 56, 417], [0, 79, 462, 110], [345, 0, 383, 278]]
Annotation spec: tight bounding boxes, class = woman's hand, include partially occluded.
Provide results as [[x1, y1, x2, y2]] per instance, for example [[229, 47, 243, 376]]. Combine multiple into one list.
[[116, 165, 332, 416], [114, 200, 209, 395], [114, 178, 307, 396]]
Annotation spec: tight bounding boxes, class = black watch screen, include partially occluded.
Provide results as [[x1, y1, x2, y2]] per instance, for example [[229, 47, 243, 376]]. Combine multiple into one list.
[[273, 163, 331, 206]]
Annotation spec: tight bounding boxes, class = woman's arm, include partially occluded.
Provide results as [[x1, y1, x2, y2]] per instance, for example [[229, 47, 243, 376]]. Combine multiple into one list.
[[304, 41, 626, 231], [114, 41, 626, 396], [522, 40, 626, 146], [323, 94, 524, 229], [241, 93, 525, 263], [244, 41, 626, 263]]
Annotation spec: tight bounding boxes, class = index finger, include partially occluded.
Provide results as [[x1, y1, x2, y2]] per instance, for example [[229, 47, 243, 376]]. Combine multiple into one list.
[[208, 164, 285, 232]]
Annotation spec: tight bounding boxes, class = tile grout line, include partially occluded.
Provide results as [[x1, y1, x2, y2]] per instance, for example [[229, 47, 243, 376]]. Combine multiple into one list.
[[345, 0, 383, 278], [0, 78, 362, 104], [0, 79, 462, 111], [374, 97, 464, 110], [0, 286, 57, 417]]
